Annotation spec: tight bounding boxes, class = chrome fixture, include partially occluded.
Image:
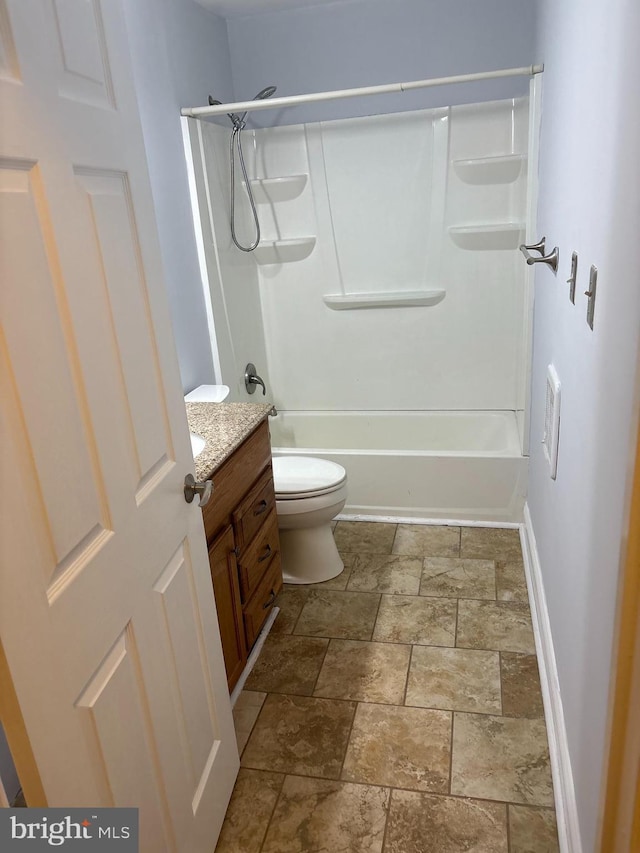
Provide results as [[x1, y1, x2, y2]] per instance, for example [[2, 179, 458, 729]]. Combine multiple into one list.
[[208, 86, 277, 252], [519, 237, 559, 273], [184, 473, 213, 507], [245, 363, 266, 395], [567, 252, 578, 304], [585, 265, 597, 330]]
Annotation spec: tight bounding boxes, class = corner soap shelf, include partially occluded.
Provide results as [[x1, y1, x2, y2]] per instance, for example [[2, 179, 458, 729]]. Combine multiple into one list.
[[453, 154, 526, 184], [323, 290, 446, 310], [448, 223, 524, 251], [244, 174, 308, 203], [254, 237, 316, 265]]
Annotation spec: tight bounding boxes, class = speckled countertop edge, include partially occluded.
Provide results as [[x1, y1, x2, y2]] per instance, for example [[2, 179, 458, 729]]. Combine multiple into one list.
[[186, 401, 274, 481]]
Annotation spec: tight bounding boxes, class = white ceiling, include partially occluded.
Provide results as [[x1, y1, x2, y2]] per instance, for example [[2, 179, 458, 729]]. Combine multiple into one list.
[[196, 0, 348, 20]]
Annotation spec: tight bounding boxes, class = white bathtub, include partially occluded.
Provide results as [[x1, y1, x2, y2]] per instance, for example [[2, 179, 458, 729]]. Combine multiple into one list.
[[270, 411, 528, 523]]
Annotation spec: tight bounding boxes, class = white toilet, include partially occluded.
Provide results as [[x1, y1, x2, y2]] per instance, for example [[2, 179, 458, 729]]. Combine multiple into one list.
[[272, 456, 348, 584]]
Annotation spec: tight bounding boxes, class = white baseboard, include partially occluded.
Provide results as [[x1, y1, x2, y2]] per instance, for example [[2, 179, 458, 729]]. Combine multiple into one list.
[[520, 504, 582, 853], [230, 606, 279, 708], [336, 513, 521, 528]]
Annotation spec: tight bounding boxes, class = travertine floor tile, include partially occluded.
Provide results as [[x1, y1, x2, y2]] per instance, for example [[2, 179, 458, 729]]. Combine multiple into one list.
[[214, 768, 283, 853], [373, 595, 457, 646], [406, 646, 501, 714], [294, 589, 381, 640], [271, 586, 310, 634], [451, 713, 554, 806], [233, 691, 266, 756], [314, 639, 411, 704], [392, 524, 460, 557], [421, 557, 496, 600], [262, 775, 389, 853], [457, 599, 535, 654], [342, 703, 451, 792], [509, 805, 559, 852], [384, 790, 508, 853], [496, 560, 529, 602], [460, 527, 523, 560], [501, 653, 544, 718], [333, 521, 397, 554], [244, 634, 329, 695], [241, 694, 355, 779], [347, 554, 423, 595]]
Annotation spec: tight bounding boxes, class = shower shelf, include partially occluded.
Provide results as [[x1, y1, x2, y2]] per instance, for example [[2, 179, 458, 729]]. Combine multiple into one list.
[[453, 154, 526, 184], [253, 237, 316, 265], [448, 223, 524, 251], [323, 290, 446, 310], [244, 174, 308, 203]]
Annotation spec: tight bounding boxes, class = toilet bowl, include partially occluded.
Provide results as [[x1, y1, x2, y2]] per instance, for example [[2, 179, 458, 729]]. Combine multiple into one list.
[[272, 456, 348, 584]]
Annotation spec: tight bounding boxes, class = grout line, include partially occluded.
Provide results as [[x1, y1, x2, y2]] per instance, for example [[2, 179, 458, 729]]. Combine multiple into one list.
[[380, 786, 393, 852], [401, 644, 414, 705], [448, 712, 456, 795], [257, 771, 287, 853], [453, 598, 460, 648], [370, 591, 384, 641], [242, 765, 551, 809], [390, 522, 399, 554], [506, 802, 512, 853], [499, 651, 505, 716], [337, 699, 360, 781], [311, 637, 333, 696]]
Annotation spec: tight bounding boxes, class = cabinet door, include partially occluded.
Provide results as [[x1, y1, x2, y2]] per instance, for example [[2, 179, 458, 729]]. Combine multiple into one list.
[[209, 527, 247, 691]]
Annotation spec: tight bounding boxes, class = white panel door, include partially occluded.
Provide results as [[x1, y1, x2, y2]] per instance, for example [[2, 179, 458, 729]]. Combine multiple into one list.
[[0, 1, 238, 849]]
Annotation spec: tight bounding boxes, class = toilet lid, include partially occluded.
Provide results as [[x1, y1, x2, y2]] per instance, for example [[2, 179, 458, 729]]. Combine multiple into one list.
[[273, 456, 347, 498]]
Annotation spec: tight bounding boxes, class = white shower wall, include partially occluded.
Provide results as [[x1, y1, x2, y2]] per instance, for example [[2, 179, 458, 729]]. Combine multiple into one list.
[[187, 119, 272, 401], [250, 97, 529, 415]]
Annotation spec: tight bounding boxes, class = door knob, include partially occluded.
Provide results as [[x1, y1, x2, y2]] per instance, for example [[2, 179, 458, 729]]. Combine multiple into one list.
[[184, 474, 213, 507]]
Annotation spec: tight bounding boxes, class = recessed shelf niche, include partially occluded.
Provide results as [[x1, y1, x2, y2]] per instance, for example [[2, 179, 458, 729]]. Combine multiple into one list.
[[448, 223, 524, 251], [453, 155, 526, 185], [244, 174, 308, 203], [323, 290, 446, 310], [253, 237, 316, 265]]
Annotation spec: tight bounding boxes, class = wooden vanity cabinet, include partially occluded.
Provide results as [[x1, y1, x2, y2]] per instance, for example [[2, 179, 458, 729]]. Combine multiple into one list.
[[202, 419, 282, 692]]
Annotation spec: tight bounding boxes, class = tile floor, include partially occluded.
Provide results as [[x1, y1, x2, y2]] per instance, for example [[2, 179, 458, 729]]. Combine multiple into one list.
[[218, 522, 559, 853]]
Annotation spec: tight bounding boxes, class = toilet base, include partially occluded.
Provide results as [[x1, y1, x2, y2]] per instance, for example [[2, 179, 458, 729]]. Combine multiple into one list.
[[279, 523, 344, 584]]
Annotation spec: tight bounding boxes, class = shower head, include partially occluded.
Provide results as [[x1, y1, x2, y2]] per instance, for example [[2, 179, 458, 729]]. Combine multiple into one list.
[[237, 85, 278, 125], [209, 86, 277, 129], [254, 85, 277, 100]]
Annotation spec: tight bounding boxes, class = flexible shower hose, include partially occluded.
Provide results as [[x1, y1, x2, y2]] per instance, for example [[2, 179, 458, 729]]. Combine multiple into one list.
[[230, 125, 260, 252]]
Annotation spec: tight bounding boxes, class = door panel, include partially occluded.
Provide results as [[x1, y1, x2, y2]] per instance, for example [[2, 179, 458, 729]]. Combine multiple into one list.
[[0, 159, 112, 585], [0, 1, 238, 849]]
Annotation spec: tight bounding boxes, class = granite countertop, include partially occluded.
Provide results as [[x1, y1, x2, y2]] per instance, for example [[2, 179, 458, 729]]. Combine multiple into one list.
[[186, 401, 274, 481]]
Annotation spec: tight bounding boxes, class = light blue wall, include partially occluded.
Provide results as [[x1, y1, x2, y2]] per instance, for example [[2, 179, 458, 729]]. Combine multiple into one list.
[[226, 0, 537, 127], [123, 0, 234, 392], [530, 0, 640, 848]]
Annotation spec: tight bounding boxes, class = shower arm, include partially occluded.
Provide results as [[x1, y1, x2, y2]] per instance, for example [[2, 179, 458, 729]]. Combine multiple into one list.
[[183, 65, 544, 119]]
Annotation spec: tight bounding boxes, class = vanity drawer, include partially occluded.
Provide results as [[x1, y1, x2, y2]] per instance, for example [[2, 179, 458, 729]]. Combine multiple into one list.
[[243, 556, 283, 650], [237, 509, 280, 603], [232, 467, 277, 552]]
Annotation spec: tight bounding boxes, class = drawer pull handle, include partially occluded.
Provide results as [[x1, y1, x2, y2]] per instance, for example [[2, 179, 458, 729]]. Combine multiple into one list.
[[258, 544, 272, 563], [253, 500, 268, 516], [262, 589, 277, 609]]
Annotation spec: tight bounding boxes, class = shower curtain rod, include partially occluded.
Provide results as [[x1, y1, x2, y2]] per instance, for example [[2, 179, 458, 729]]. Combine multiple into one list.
[[181, 64, 543, 119]]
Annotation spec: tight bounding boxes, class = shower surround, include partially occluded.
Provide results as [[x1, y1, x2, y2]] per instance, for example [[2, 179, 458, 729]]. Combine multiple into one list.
[[187, 96, 533, 521]]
